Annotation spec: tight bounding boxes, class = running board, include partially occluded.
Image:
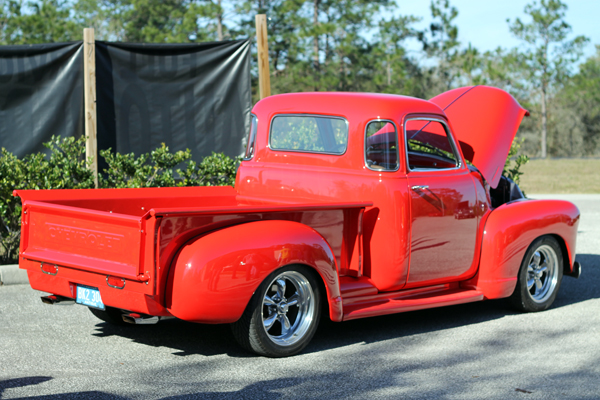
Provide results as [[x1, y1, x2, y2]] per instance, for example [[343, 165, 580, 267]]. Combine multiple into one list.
[[343, 289, 484, 321]]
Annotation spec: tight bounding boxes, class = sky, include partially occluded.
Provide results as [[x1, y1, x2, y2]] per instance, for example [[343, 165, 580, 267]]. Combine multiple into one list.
[[397, 0, 600, 63]]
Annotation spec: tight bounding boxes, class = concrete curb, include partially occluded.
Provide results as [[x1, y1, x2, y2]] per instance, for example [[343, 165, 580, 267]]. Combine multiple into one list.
[[0, 264, 28, 286]]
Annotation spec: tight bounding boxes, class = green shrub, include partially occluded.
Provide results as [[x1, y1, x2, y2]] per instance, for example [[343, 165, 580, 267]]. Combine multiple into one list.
[[177, 152, 239, 187], [0, 149, 25, 264], [0, 136, 95, 264], [1, 136, 239, 264], [99, 144, 192, 188], [503, 138, 530, 186], [2, 134, 526, 265]]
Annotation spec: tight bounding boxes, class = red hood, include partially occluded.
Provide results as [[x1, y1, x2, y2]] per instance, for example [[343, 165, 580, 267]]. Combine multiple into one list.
[[429, 86, 529, 188]]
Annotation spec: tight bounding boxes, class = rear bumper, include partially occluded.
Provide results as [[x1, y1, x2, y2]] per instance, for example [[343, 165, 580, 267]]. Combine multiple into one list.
[[21, 258, 170, 316]]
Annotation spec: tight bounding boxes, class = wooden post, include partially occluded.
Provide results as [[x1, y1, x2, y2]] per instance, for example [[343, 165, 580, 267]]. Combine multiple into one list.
[[255, 14, 271, 99], [83, 28, 98, 188]]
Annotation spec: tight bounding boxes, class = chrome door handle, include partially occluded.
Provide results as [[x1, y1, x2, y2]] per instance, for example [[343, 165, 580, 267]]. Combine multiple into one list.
[[411, 185, 429, 191]]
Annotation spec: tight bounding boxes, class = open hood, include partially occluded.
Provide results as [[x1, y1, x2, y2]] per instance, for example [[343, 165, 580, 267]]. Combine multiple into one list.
[[429, 86, 529, 189]]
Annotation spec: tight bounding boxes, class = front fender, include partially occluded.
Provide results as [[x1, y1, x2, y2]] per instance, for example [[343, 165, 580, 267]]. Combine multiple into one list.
[[465, 199, 580, 299], [165, 220, 342, 323]]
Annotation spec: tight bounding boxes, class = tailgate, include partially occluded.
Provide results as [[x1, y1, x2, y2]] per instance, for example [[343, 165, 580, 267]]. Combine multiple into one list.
[[21, 200, 148, 281]]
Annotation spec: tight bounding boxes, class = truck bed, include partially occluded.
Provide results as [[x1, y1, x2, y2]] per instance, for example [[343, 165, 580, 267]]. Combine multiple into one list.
[[18, 187, 238, 281], [16, 186, 370, 316]]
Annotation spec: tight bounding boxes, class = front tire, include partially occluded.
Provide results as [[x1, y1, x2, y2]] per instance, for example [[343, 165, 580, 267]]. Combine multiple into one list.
[[231, 265, 321, 357], [510, 236, 563, 312]]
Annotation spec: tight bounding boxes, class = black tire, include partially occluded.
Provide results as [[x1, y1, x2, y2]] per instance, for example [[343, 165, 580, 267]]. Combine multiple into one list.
[[231, 265, 322, 357], [510, 236, 563, 312], [88, 306, 128, 325]]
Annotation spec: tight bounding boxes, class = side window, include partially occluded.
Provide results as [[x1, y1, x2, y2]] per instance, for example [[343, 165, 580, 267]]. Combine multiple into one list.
[[244, 114, 258, 160], [405, 119, 459, 170], [270, 115, 348, 154], [365, 120, 399, 171]]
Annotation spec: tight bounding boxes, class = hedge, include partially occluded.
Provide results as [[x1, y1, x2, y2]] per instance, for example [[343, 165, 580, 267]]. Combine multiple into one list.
[[1, 136, 528, 265], [0, 136, 238, 264]]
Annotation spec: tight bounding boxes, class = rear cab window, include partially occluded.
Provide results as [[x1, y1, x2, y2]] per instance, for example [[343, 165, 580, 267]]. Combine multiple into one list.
[[269, 115, 348, 155], [244, 114, 258, 160], [365, 120, 399, 171]]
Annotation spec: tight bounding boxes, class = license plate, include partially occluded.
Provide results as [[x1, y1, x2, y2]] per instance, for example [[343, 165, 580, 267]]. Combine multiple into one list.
[[76, 285, 105, 310]]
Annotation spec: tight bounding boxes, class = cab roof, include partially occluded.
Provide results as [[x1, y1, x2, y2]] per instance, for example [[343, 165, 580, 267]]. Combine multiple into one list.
[[252, 92, 445, 121]]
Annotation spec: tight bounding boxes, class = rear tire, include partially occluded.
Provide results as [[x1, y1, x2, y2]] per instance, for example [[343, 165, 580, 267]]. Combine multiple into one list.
[[88, 306, 128, 325], [510, 236, 563, 312], [231, 265, 321, 357]]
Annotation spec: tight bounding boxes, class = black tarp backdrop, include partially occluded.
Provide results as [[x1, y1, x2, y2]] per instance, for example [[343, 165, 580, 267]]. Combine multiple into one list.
[[0, 42, 84, 157], [96, 39, 252, 168], [0, 39, 251, 168]]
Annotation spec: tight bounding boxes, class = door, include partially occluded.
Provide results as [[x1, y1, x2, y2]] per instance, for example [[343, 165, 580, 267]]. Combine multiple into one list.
[[404, 117, 478, 287]]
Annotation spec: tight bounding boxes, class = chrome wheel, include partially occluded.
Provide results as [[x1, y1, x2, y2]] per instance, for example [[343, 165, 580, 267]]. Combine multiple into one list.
[[261, 271, 316, 346], [231, 265, 322, 357], [510, 236, 563, 312], [526, 244, 559, 304]]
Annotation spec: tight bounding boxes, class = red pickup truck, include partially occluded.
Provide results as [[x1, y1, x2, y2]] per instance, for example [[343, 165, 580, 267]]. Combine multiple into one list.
[[16, 86, 581, 357]]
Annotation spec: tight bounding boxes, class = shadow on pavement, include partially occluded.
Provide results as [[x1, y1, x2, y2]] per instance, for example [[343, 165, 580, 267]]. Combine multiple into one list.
[[91, 298, 512, 359], [92, 319, 249, 358], [554, 253, 600, 308], [160, 377, 300, 399], [0, 377, 130, 399], [0, 377, 52, 396], [89, 253, 598, 359]]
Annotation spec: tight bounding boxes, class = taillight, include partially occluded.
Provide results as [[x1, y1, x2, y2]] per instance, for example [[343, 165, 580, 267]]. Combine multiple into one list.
[[40, 263, 58, 275], [106, 275, 125, 289]]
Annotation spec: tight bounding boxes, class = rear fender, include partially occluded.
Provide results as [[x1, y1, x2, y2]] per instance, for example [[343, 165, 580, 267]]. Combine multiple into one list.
[[165, 220, 342, 323], [464, 199, 579, 299]]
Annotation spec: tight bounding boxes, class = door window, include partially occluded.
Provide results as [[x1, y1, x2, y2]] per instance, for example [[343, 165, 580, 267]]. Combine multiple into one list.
[[405, 119, 460, 170]]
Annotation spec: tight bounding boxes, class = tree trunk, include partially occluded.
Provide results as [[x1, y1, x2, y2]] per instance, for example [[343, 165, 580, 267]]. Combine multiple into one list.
[[541, 84, 547, 158], [387, 54, 391, 86], [217, 0, 223, 41], [313, 0, 320, 90]]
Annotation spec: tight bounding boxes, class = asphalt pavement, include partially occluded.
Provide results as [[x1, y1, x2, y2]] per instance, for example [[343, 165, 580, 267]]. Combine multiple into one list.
[[1, 194, 598, 399], [0, 265, 27, 286]]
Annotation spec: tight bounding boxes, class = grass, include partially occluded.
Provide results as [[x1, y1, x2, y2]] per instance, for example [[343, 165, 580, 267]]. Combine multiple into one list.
[[518, 158, 600, 194]]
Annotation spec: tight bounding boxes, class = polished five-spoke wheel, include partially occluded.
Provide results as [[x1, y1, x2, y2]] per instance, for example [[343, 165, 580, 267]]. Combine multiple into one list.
[[231, 265, 321, 357], [510, 236, 563, 312], [261, 271, 316, 347], [526, 244, 559, 304]]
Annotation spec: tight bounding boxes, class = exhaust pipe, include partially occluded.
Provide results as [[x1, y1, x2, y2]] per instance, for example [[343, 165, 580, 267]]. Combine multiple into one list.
[[568, 261, 582, 279], [122, 313, 160, 325], [41, 295, 75, 305]]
